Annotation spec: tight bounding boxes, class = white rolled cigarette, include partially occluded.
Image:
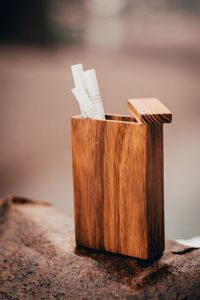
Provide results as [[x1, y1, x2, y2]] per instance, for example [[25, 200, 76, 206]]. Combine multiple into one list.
[[82, 105, 102, 119], [84, 69, 105, 119], [84, 69, 100, 97], [72, 88, 102, 119], [71, 64, 87, 90]]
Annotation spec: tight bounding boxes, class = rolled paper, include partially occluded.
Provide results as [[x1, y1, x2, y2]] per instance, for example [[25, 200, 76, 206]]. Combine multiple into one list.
[[72, 88, 102, 119], [84, 69, 105, 119], [71, 64, 88, 114], [84, 69, 100, 96], [71, 64, 87, 90]]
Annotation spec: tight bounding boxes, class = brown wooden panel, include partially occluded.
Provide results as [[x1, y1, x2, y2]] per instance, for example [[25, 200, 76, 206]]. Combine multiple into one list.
[[103, 121, 148, 258], [72, 117, 105, 249], [147, 124, 164, 258], [72, 115, 164, 259], [128, 98, 172, 124]]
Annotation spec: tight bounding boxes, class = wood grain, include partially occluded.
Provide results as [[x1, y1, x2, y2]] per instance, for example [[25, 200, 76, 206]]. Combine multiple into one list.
[[71, 114, 165, 259], [147, 124, 164, 257], [128, 98, 172, 124]]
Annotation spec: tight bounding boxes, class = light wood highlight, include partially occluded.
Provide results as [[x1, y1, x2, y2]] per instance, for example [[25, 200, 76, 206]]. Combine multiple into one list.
[[71, 113, 166, 259], [128, 98, 172, 124]]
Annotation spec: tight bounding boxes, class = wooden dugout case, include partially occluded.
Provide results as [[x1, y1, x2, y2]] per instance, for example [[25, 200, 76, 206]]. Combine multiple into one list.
[[71, 98, 172, 259]]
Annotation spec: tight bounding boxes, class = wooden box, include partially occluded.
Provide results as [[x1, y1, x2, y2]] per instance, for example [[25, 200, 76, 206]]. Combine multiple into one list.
[[71, 98, 172, 259]]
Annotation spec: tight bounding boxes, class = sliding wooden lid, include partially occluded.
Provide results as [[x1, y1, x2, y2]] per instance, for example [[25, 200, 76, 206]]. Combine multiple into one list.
[[128, 98, 172, 125]]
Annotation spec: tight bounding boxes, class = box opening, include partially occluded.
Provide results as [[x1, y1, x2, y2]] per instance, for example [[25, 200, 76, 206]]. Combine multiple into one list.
[[72, 114, 138, 124], [106, 114, 137, 123]]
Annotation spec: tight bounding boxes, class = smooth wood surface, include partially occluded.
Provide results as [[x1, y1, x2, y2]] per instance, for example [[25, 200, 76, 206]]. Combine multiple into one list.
[[147, 124, 164, 257], [71, 115, 164, 259], [1, 196, 200, 300], [128, 98, 172, 124]]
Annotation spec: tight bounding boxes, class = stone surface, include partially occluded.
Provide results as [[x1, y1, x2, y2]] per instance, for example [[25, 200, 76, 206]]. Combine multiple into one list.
[[0, 196, 200, 300]]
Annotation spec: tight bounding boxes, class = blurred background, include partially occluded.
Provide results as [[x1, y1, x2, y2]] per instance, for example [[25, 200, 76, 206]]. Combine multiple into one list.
[[0, 0, 200, 239]]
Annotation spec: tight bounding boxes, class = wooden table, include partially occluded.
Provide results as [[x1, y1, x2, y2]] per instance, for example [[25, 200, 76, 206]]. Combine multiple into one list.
[[0, 196, 199, 299]]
